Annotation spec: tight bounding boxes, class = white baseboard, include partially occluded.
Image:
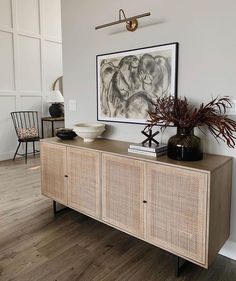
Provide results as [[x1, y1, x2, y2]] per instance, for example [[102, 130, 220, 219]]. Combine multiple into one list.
[[0, 151, 15, 161], [0, 143, 40, 162], [219, 239, 236, 260]]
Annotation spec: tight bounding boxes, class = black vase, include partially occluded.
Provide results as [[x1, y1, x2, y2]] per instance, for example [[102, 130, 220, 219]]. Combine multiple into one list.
[[167, 127, 203, 161], [49, 103, 64, 118]]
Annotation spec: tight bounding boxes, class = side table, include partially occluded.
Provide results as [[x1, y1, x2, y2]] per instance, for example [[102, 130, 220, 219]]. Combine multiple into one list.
[[41, 116, 64, 138]]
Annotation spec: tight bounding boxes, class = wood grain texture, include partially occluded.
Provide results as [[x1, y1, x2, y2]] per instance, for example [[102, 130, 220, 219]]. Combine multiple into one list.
[[146, 163, 208, 266], [67, 147, 100, 218], [102, 154, 144, 238], [207, 160, 232, 266], [0, 156, 236, 281], [41, 137, 232, 173], [40, 142, 67, 205]]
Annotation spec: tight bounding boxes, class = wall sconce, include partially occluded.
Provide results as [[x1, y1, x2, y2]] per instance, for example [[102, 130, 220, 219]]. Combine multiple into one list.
[[95, 9, 151, 32]]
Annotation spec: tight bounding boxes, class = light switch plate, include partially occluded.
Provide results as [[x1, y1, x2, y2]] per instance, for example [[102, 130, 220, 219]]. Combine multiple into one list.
[[69, 100, 76, 111]]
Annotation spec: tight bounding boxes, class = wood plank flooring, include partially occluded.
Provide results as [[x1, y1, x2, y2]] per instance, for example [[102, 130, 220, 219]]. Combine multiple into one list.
[[0, 156, 236, 281]]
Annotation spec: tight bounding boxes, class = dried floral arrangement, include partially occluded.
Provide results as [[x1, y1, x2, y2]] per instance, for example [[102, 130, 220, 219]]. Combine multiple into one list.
[[148, 96, 236, 148]]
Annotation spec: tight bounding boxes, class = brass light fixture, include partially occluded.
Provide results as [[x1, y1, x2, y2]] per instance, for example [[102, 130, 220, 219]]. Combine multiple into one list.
[[95, 9, 151, 32]]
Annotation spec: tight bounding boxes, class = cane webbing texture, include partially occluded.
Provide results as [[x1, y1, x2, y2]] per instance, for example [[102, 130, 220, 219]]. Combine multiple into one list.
[[67, 147, 100, 218], [102, 154, 144, 237], [146, 164, 207, 264], [41, 142, 67, 204]]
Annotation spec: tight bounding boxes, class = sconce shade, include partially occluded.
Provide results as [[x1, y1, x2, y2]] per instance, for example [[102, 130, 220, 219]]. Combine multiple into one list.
[[47, 90, 64, 103]]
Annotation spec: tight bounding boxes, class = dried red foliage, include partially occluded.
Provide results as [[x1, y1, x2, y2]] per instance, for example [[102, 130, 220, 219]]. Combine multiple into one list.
[[148, 96, 236, 148]]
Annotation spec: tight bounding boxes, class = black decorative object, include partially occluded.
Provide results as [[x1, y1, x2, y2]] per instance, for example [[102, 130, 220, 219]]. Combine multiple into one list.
[[148, 96, 236, 161], [167, 127, 203, 161], [48, 88, 64, 118], [56, 128, 77, 140], [141, 125, 159, 147], [49, 103, 64, 118]]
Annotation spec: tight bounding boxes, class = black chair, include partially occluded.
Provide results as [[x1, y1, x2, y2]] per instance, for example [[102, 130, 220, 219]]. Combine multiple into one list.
[[11, 111, 40, 164]]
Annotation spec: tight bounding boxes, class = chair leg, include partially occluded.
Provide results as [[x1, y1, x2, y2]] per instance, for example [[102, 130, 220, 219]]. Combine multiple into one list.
[[33, 141, 35, 157], [13, 142, 21, 160], [25, 142, 28, 164]]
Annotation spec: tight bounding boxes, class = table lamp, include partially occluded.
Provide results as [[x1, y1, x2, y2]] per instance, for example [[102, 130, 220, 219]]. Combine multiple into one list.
[[47, 90, 64, 118]]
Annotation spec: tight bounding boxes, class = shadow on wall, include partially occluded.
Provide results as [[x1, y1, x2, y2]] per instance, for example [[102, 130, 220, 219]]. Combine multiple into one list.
[[102, 124, 116, 139]]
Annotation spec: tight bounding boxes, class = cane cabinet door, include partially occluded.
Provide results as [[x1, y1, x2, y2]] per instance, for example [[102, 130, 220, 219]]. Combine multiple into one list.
[[102, 154, 145, 237], [146, 163, 208, 265], [67, 147, 100, 218], [41, 142, 67, 205]]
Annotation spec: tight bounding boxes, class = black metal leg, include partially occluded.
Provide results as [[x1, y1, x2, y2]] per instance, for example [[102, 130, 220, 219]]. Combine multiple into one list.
[[53, 200, 68, 215], [175, 256, 189, 277], [33, 141, 35, 157], [53, 200, 57, 215], [25, 142, 28, 164], [41, 119, 44, 138], [52, 121, 54, 137], [13, 142, 21, 160]]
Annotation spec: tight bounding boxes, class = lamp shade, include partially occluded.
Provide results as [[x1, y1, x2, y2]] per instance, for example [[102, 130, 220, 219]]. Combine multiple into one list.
[[47, 90, 64, 103]]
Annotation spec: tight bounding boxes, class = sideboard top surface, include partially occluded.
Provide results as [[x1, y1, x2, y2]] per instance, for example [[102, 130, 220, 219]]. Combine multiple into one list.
[[41, 137, 232, 173]]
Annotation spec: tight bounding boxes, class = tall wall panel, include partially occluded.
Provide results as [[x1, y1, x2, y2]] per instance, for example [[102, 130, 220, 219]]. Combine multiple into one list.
[[17, 0, 40, 34], [0, 31, 15, 91], [0, 0, 12, 28], [43, 0, 61, 40], [18, 36, 41, 91], [0, 96, 17, 156], [44, 41, 63, 92]]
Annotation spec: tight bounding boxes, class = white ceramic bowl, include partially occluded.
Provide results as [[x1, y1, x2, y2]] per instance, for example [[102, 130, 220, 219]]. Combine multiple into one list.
[[73, 123, 105, 142]]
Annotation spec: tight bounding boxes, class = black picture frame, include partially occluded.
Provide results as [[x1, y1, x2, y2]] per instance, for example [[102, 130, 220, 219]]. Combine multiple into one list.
[[96, 42, 179, 124]]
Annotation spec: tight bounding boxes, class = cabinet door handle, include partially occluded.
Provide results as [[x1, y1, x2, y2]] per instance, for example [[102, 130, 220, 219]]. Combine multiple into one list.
[[64, 175, 68, 178], [143, 200, 147, 203]]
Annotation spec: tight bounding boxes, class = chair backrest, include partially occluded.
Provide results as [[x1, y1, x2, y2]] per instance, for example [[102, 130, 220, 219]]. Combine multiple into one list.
[[11, 111, 40, 140]]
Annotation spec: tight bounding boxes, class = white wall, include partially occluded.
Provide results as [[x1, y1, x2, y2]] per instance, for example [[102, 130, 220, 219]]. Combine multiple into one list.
[[0, 0, 63, 160], [61, 0, 236, 259]]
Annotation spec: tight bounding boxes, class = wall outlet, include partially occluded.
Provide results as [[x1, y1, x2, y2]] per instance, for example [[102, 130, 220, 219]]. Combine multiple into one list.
[[69, 100, 76, 111], [227, 99, 236, 115]]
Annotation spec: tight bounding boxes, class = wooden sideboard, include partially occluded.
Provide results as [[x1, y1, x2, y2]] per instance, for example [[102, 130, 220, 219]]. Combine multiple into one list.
[[40, 137, 232, 269]]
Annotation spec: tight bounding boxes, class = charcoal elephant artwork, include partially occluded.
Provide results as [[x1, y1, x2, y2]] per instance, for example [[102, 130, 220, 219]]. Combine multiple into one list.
[[97, 43, 178, 124]]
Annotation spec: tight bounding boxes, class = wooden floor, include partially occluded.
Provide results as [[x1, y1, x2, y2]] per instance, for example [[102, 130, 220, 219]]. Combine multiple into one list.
[[0, 157, 236, 281]]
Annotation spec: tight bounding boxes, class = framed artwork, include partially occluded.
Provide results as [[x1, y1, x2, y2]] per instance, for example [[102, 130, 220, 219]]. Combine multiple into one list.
[[96, 42, 178, 124]]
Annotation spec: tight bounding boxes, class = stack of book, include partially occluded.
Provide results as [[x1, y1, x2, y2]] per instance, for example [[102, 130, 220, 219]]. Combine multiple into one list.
[[128, 143, 167, 157]]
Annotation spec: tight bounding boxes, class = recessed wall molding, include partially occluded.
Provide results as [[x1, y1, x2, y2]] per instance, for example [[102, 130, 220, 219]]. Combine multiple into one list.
[[0, 0, 62, 104], [44, 36, 62, 44], [0, 90, 16, 94], [0, 0, 62, 160], [0, 94, 17, 98], [17, 31, 41, 39], [19, 90, 42, 93], [0, 26, 13, 33], [19, 94, 42, 97]]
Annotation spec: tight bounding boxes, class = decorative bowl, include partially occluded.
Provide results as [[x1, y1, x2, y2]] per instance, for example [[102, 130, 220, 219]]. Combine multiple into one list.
[[56, 128, 77, 140], [73, 123, 105, 142]]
